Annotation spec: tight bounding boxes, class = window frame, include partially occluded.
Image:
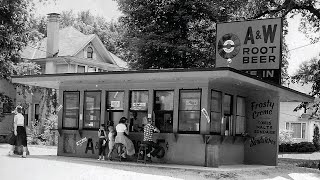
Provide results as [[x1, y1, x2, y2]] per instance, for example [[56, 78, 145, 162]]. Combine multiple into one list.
[[129, 90, 149, 132], [153, 90, 174, 133], [286, 122, 306, 139], [210, 90, 222, 135], [178, 89, 202, 134], [83, 90, 102, 130], [87, 46, 93, 58], [62, 91, 80, 130], [129, 90, 149, 112], [235, 96, 246, 135], [106, 91, 125, 127]]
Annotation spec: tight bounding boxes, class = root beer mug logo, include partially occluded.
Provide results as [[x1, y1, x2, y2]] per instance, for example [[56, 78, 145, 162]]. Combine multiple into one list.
[[218, 33, 241, 59], [216, 18, 282, 84]]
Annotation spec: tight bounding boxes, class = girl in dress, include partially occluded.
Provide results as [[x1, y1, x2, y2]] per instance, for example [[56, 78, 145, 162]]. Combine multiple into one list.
[[107, 125, 116, 159], [115, 117, 135, 158]]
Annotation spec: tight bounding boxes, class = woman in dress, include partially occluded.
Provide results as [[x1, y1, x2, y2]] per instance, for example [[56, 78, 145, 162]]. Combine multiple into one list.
[[9, 106, 28, 158], [115, 117, 135, 158]]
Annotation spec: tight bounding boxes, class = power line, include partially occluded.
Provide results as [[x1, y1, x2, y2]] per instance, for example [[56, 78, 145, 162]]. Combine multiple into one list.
[[288, 41, 320, 52]]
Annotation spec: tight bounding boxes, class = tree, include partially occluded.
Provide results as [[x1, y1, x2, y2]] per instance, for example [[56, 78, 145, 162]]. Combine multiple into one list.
[[115, 0, 320, 83], [116, 0, 242, 69], [0, 0, 32, 80]]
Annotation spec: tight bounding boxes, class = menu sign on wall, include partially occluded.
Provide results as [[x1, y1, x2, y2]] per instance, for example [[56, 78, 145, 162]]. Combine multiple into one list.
[[249, 99, 277, 147]]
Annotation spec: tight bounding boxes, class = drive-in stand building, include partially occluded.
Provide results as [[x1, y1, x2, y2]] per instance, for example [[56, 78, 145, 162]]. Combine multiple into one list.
[[12, 68, 313, 167]]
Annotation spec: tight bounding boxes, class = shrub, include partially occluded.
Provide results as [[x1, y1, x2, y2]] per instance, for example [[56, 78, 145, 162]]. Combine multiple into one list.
[[279, 142, 317, 153], [297, 160, 320, 169], [279, 130, 294, 144]]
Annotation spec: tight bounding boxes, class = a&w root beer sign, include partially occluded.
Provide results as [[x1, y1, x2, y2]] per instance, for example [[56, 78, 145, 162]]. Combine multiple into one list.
[[216, 18, 282, 84]]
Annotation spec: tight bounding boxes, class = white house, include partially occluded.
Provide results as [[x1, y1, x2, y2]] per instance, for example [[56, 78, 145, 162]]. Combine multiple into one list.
[[279, 82, 320, 143], [17, 13, 128, 129]]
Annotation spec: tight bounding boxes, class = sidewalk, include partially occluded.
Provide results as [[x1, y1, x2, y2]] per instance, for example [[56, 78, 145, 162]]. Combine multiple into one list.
[[0, 144, 273, 172], [1, 144, 320, 180], [45, 155, 275, 172]]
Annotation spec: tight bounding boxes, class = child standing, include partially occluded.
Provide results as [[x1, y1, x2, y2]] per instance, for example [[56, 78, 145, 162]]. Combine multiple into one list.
[[107, 125, 116, 159], [98, 124, 107, 160]]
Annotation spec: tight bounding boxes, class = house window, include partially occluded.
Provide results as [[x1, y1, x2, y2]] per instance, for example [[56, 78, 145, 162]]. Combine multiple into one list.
[[23, 108, 28, 126], [235, 96, 245, 135], [88, 67, 96, 72], [84, 91, 101, 129], [287, 122, 306, 139], [178, 89, 201, 133], [34, 104, 40, 121], [87, 47, 93, 58], [222, 94, 233, 136], [77, 65, 86, 73], [62, 92, 80, 129], [129, 90, 148, 132], [210, 90, 222, 134], [106, 91, 124, 127], [154, 90, 174, 133], [3, 102, 12, 114]]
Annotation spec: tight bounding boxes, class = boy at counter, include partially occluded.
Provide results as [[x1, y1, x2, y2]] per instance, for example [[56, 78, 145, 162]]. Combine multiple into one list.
[[141, 118, 161, 159]]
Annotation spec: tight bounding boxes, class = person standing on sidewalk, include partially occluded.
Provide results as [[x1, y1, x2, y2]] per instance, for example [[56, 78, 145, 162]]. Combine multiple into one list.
[[141, 118, 161, 159], [9, 106, 28, 158], [97, 124, 107, 160]]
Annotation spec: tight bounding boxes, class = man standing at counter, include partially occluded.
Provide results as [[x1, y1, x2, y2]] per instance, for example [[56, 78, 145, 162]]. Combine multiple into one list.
[[142, 118, 161, 159]]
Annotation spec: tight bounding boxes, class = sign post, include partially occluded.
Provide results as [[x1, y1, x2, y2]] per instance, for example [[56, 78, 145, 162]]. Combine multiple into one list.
[[216, 18, 282, 84]]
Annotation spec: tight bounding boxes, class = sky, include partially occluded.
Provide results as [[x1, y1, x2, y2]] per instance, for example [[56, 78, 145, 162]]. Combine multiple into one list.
[[34, 0, 320, 76]]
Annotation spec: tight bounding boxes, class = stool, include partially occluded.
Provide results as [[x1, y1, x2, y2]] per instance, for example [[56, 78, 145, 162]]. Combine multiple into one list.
[[112, 143, 125, 161], [137, 143, 150, 163]]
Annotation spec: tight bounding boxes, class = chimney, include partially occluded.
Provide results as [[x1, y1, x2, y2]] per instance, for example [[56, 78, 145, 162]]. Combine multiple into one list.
[[46, 13, 60, 57], [45, 13, 60, 74]]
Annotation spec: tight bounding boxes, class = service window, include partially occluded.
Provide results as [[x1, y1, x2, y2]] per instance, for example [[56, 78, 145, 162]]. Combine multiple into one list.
[[106, 91, 124, 127], [129, 90, 148, 132], [236, 96, 246, 135], [222, 94, 233, 136], [210, 90, 222, 135], [178, 89, 201, 133], [83, 91, 101, 129], [63, 92, 80, 129], [154, 90, 174, 133]]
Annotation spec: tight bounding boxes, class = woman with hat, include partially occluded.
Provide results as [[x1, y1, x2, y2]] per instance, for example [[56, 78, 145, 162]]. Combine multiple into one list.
[[115, 117, 135, 158]]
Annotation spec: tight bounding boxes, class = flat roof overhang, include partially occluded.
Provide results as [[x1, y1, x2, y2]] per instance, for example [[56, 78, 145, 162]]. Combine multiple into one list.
[[12, 67, 314, 102]]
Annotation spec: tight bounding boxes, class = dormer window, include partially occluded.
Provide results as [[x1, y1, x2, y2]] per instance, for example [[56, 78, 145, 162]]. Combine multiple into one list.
[[87, 47, 93, 58]]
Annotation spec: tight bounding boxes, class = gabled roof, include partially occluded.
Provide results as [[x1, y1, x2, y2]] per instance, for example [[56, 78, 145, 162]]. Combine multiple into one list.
[[283, 82, 312, 95], [109, 52, 128, 68], [21, 27, 95, 59]]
